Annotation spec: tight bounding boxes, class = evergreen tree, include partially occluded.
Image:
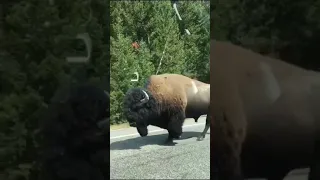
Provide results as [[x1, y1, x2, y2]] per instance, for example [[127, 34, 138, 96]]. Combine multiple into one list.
[[212, 0, 320, 70], [0, 0, 109, 179]]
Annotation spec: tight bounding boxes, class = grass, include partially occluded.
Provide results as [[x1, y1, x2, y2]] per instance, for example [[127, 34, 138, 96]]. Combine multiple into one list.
[[110, 122, 131, 130]]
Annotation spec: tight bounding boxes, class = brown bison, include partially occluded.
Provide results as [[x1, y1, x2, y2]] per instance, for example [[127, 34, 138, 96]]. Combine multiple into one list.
[[210, 39, 320, 180], [123, 73, 210, 144]]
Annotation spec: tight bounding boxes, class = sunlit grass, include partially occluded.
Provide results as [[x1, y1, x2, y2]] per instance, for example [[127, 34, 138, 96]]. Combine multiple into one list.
[[110, 122, 130, 130]]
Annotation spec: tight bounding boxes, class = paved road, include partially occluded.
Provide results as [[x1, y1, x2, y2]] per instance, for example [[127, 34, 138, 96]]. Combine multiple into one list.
[[110, 116, 309, 180], [110, 116, 210, 179]]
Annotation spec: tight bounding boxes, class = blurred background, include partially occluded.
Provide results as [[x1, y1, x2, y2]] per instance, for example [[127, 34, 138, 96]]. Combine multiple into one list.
[[212, 0, 320, 70], [0, 0, 109, 179]]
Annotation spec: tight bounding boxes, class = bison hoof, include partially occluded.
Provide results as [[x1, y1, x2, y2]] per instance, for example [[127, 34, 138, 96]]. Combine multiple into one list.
[[197, 135, 204, 141], [164, 141, 176, 146], [164, 138, 176, 146]]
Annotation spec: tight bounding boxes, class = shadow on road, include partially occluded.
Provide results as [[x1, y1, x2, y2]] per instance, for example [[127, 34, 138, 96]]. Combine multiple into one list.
[[110, 131, 210, 150]]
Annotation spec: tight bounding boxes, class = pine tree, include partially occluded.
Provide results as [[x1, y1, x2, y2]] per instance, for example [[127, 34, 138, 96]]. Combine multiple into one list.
[[0, 0, 109, 179]]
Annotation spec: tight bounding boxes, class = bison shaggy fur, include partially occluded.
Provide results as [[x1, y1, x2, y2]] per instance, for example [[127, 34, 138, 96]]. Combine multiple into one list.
[[123, 73, 210, 144], [39, 83, 110, 180]]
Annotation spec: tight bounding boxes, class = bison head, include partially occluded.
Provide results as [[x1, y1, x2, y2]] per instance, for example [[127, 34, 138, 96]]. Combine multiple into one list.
[[123, 88, 158, 137]]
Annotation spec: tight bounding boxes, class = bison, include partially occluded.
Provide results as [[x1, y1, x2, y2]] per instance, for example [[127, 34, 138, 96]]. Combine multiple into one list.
[[123, 73, 210, 144], [39, 83, 110, 180], [210, 39, 320, 180]]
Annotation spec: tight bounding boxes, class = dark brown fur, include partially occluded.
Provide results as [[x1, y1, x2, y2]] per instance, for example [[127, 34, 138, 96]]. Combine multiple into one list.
[[123, 74, 210, 143], [39, 84, 110, 180]]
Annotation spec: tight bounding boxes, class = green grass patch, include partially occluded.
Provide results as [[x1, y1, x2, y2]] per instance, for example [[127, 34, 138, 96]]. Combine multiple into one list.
[[110, 122, 130, 130]]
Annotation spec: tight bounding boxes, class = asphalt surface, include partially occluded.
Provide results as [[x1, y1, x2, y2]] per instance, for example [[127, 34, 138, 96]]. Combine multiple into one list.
[[110, 116, 210, 179], [110, 116, 310, 180]]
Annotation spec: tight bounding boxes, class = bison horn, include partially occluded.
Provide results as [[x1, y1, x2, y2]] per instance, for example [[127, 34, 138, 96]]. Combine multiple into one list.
[[140, 90, 149, 104]]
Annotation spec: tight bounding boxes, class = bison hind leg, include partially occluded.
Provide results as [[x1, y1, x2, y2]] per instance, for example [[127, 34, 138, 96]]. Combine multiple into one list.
[[197, 127, 209, 141], [197, 115, 210, 141]]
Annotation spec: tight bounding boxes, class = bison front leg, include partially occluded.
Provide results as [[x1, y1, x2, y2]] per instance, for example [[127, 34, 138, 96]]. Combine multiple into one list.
[[165, 110, 185, 145], [164, 133, 175, 145]]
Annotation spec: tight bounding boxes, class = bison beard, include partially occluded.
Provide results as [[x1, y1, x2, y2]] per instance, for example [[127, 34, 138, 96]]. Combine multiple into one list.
[[123, 87, 185, 144], [39, 84, 110, 180]]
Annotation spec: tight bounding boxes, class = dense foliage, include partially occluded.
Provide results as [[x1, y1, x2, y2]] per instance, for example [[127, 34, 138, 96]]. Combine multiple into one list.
[[110, 1, 210, 125], [211, 0, 320, 70], [0, 0, 109, 179]]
